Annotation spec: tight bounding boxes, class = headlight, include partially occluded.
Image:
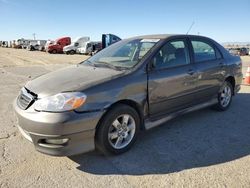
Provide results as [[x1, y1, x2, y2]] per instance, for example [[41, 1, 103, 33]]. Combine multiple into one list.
[[34, 92, 87, 112]]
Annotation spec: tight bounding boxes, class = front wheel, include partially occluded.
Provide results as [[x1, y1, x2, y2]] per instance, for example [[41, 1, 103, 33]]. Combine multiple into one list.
[[96, 104, 140, 155], [70, 50, 75, 55], [214, 81, 233, 111]]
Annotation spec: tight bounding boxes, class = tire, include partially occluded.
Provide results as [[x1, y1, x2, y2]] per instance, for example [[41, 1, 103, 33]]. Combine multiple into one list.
[[70, 50, 75, 55], [52, 49, 57, 54], [213, 81, 233, 111], [96, 104, 140, 155]]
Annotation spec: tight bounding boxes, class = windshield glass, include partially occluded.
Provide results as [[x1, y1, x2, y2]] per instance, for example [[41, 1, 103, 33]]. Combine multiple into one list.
[[82, 38, 160, 69]]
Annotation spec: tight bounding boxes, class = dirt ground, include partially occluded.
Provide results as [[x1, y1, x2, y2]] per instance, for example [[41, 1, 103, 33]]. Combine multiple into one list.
[[0, 47, 250, 188]]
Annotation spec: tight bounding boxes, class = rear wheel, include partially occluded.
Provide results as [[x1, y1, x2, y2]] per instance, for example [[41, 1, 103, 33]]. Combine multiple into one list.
[[214, 81, 233, 111], [96, 104, 140, 155], [52, 49, 57, 54]]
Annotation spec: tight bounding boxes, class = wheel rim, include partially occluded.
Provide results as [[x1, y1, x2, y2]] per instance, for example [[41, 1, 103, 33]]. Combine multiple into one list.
[[108, 114, 136, 149], [220, 84, 232, 107]]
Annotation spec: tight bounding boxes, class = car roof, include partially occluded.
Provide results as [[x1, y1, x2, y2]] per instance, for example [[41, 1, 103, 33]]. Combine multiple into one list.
[[127, 34, 210, 40]]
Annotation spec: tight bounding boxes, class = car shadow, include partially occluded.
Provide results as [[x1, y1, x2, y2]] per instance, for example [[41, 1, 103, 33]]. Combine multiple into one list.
[[69, 93, 250, 175]]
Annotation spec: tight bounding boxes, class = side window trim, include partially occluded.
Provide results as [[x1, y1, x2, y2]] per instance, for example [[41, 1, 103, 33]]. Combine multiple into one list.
[[190, 38, 218, 63], [214, 45, 223, 59], [150, 37, 191, 71]]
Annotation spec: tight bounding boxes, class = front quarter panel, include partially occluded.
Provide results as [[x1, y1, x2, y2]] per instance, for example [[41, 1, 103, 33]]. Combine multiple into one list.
[[75, 69, 148, 114]]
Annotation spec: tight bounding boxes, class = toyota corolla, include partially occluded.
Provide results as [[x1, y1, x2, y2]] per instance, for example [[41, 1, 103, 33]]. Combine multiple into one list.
[[14, 34, 242, 156]]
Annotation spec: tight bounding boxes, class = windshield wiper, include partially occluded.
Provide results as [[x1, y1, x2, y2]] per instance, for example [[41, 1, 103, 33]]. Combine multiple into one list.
[[79, 60, 96, 67], [94, 61, 124, 70]]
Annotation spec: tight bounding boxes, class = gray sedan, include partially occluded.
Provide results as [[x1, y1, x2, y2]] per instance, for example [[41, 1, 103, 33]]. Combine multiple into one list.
[[14, 34, 243, 156]]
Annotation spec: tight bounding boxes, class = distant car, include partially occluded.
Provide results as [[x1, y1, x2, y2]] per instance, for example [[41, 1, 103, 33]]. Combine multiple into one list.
[[2, 41, 9, 47], [27, 40, 47, 51], [239, 47, 248, 56], [228, 48, 239, 55], [14, 34, 243, 156]]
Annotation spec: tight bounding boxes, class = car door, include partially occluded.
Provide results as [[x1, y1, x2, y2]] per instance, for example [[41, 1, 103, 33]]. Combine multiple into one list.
[[148, 38, 198, 117], [189, 37, 225, 103]]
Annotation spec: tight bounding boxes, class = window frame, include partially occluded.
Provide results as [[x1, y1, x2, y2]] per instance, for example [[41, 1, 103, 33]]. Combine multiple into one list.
[[189, 37, 223, 63], [149, 37, 192, 71]]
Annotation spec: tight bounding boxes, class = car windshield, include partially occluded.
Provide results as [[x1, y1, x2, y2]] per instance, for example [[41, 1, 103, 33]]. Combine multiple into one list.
[[82, 38, 160, 69]]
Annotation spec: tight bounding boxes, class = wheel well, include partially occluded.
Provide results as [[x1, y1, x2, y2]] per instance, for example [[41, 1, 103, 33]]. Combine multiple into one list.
[[225, 76, 235, 94], [95, 100, 145, 139]]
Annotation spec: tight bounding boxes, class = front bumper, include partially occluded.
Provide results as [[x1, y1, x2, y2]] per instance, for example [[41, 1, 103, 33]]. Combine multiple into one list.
[[13, 98, 104, 156]]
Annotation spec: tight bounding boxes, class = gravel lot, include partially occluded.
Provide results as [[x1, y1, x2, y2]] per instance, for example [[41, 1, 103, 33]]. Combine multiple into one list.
[[0, 48, 250, 188]]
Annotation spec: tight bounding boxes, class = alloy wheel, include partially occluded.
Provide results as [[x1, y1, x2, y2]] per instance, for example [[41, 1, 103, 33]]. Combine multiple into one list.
[[108, 114, 136, 149], [220, 84, 232, 107]]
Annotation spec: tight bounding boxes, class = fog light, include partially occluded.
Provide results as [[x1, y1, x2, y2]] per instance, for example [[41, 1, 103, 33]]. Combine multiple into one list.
[[45, 138, 69, 145]]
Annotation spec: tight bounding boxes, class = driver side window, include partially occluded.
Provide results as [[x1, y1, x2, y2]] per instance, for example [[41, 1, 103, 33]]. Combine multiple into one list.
[[152, 39, 190, 69]]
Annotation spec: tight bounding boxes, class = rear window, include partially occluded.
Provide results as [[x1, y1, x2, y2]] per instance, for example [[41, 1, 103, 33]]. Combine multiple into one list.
[[191, 40, 216, 62]]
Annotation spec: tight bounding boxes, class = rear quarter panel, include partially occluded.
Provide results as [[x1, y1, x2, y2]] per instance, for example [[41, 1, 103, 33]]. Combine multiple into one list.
[[213, 39, 243, 89], [224, 55, 243, 89]]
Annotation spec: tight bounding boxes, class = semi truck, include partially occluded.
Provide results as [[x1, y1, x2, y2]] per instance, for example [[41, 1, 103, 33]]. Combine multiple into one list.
[[78, 34, 121, 55], [47, 37, 71, 54], [63, 37, 90, 55]]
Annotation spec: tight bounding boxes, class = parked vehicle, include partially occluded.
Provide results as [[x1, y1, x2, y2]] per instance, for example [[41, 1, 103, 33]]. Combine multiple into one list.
[[239, 47, 248, 56], [228, 48, 240, 56], [17, 39, 35, 49], [17, 39, 27, 49], [47, 37, 71, 54], [77, 41, 102, 55], [102, 34, 121, 48], [90, 42, 102, 55], [9, 41, 12, 48], [37, 40, 47, 51], [78, 34, 121, 55], [44, 40, 54, 51], [27, 40, 47, 51], [63, 37, 90, 55], [10, 40, 16, 48], [2, 41, 9, 47], [14, 34, 242, 156], [0, 41, 2, 47]]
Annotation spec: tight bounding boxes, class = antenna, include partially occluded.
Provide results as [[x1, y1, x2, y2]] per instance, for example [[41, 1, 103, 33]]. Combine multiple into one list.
[[186, 21, 195, 35]]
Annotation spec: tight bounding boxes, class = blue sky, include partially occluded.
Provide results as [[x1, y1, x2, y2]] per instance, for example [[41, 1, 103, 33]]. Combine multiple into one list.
[[0, 0, 250, 42]]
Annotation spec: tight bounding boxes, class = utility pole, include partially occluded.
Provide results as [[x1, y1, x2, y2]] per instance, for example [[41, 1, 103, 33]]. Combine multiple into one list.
[[32, 33, 36, 40]]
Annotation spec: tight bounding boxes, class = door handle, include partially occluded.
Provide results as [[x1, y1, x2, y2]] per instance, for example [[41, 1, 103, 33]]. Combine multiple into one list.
[[187, 69, 195, 75]]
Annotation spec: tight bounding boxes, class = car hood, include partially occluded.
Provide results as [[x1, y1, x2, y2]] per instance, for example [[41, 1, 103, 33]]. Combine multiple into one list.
[[25, 64, 124, 98]]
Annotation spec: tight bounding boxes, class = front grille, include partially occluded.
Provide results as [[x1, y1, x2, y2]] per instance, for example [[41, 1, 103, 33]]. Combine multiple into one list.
[[17, 88, 36, 110]]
